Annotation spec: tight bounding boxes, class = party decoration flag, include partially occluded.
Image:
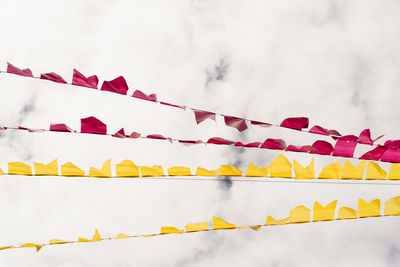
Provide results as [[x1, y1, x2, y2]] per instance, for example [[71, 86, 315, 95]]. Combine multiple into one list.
[[264, 216, 288, 226], [185, 222, 209, 233], [140, 165, 164, 177], [360, 146, 386, 161], [365, 161, 387, 180], [8, 162, 32, 175], [293, 158, 315, 179], [310, 140, 334, 155], [384, 196, 400, 216], [81, 116, 107, 135], [313, 200, 337, 222], [224, 116, 248, 132], [245, 163, 268, 177], [33, 159, 58, 176], [89, 159, 112, 178], [381, 149, 400, 163], [235, 142, 261, 148], [193, 109, 216, 124], [0, 245, 14, 251], [116, 160, 139, 177], [79, 229, 102, 242], [112, 128, 126, 138], [289, 206, 311, 223], [261, 139, 286, 150], [318, 162, 342, 179], [72, 69, 98, 89], [286, 145, 312, 152], [6, 62, 33, 77], [207, 137, 234, 145], [341, 160, 366, 180], [20, 243, 43, 252], [40, 72, 67, 84], [385, 140, 400, 149], [114, 233, 131, 239], [160, 226, 184, 234], [50, 123, 74, 132], [250, 121, 272, 127], [220, 165, 242, 176], [212, 217, 236, 230], [167, 167, 191, 176], [280, 117, 309, 130], [357, 129, 373, 145], [388, 164, 400, 180], [309, 125, 341, 136], [49, 239, 71, 245], [337, 207, 358, 220], [269, 154, 292, 178], [332, 135, 358, 157], [61, 162, 85, 176], [132, 90, 157, 102], [358, 199, 380, 218], [101, 76, 128, 95], [0, 168, 3, 175], [195, 167, 219, 176]]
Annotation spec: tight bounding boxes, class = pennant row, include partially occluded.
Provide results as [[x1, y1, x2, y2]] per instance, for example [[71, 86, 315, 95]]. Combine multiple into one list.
[[1, 62, 390, 143], [1, 195, 399, 252], [3, 155, 400, 180]]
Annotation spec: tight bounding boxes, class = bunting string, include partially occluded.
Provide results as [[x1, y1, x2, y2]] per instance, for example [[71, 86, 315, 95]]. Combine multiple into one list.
[[1, 195, 399, 252], [2, 155, 400, 181], [0, 63, 393, 147]]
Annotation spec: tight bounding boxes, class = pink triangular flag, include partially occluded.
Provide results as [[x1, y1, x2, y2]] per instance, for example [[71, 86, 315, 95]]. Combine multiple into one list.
[[112, 128, 126, 138], [50, 123, 74, 132], [224, 116, 248, 132], [7, 62, 33, 77], [207, 137, 234, 145], [101, 76, 129, 95], [310, 140, 334, 155], [193, 109, 216, 124], [132, 90, 157, 102], [81, 116, 107, 135], [359, 146, 386, 161], [72, 69, 98, 89], [280, 117, 309, 130], [40, 72, 67, 83], [260, 139, 287, 150]]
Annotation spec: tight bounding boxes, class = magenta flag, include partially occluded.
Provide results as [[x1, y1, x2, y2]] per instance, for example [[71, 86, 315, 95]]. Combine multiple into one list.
[[112, 128, 126, 138], [193, 109, 216, 124], [359, 146, 386, 160], [81, 116, 107, 135], [179, 140, 203, 145], [160, 102, 185, 109], [234, 142, 261, 148], [72, 69, 98, 89], [40, 72, 67, 84], [332, 135, 358, 157], [381, 149, 400, 163], [309, 125, 341, 137], [260, 139, 287, 150], [224, 116, 248, 132], [7, 62, 33, 77], [280, 117, 309, 130], [286, 145, 312, 152], [384, 140, 400, 150], [357, 129, 373, 145], [250, 121, 272, 127], [207, 137, 234, 145], [147, 134, 172, 143], [310, 140, 334, 155], [132, 90, 157, 102], [129, 132, 141, 138], [101, 76, 129, 95], [50, 123, 74, 132]]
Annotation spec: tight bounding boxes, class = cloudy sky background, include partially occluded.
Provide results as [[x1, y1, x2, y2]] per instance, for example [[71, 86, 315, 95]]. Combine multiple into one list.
[[0, 0, 400, 266]]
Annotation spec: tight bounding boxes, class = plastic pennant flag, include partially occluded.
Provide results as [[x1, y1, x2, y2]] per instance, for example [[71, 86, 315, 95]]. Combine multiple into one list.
[[260, 139, 286, 150], [72, 69, 98, 89], [293, 159, 315, 179], [81, 116, 107, 135], [168, 167, 191, 176], [147, 134, 172, 143], [6, 62, 33, 77], [20, 243, 44, 252], [116, 160, 139, 177], [114, 233, 131, 239], [341, 160, 366, 180], [289, 206, 311, 223], [224, 116, 248, 132], [280, 117, 309, 131], [310, 140, 334, 155], [0, 168, 3, 175], [8, 162, 32, 175], [33, 159, 58, 176], [160, 226, 184, 234], [360, 146, 386, 161], [79, 229, 102, 242], [269, 154, 292, 178], [49, 239, 72, 245], [235, 142, 261, 148], [101, 76, 129, 95], [61, 162, 85, 176], [313, 200, 337, 222], [245, 163, 268, 177], [195, 167, 219, 176], [207, 137, 234, 145], [286, 145, 312, 152], [193, 109, 216, 124], [50, 123, 74, 132], [384, 140, 400, 150], [160, 102, 185, 109], [140, 165, 164, 177], [358, 199, 380, 218], [381, 149, 400, 163], [309, 125, 341, 136], [337, 207, 358, 220], [357, 129, 373, 145], [332, 135, 358, 157], [112, 128, 126, 138], [388, 164, 400, 180], [132, 90, 157, 102], [250, 120, 272, 127], [212, 217, 236, 230], [185, 222, 209, 233], [318, 162, 342, 179], [264, 216, 288, 226], [365, 162, 387, 180], [89, 159, 112, 178], [384, 196, 400, 216], [220, 165, 242, 176], [40, 72, 67, 84], [0, 245, 14, 251]]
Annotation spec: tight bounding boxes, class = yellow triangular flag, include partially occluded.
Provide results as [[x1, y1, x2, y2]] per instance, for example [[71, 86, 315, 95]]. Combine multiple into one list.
[[167, 167, 191, 176], [337, 207, 358, 219], [116, 160, 139, 177], [384, 196, 400, 216], [289, 205, 311, 223], [245, 163, 268, 177], [61, 162, 85, 176], [20, 243, 44, 252], [293, 159, 315, 179], [264, 216, 288, 226], [49, 239, 71, 245], [269, 154, 292, 178], [365, 161, 386, 180], [8, 162, 32, 175], [185, 222, 209, 232], [313, 200, 337, 221], [140, 165, 164, 177], [89, 159, 112, 178], [0, 245, 14, 250], [318, 162, 342, 179], [388, 164, 400, 180], [220, 165, 242, 176], [195, 167, 219, 176], [114, 233, 131, 239], [341, 160, 366, 179], [92, 229, 102, 241], [34, 159, 58, 176], [160, 226, 184, 234], [0, 168, 4, 175], [358, 199, 380, 217], [212, 217, 236, 230]]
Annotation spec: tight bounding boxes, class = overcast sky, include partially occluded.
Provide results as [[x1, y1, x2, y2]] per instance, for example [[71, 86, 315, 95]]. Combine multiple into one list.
[[0, 0, 400, 266]]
